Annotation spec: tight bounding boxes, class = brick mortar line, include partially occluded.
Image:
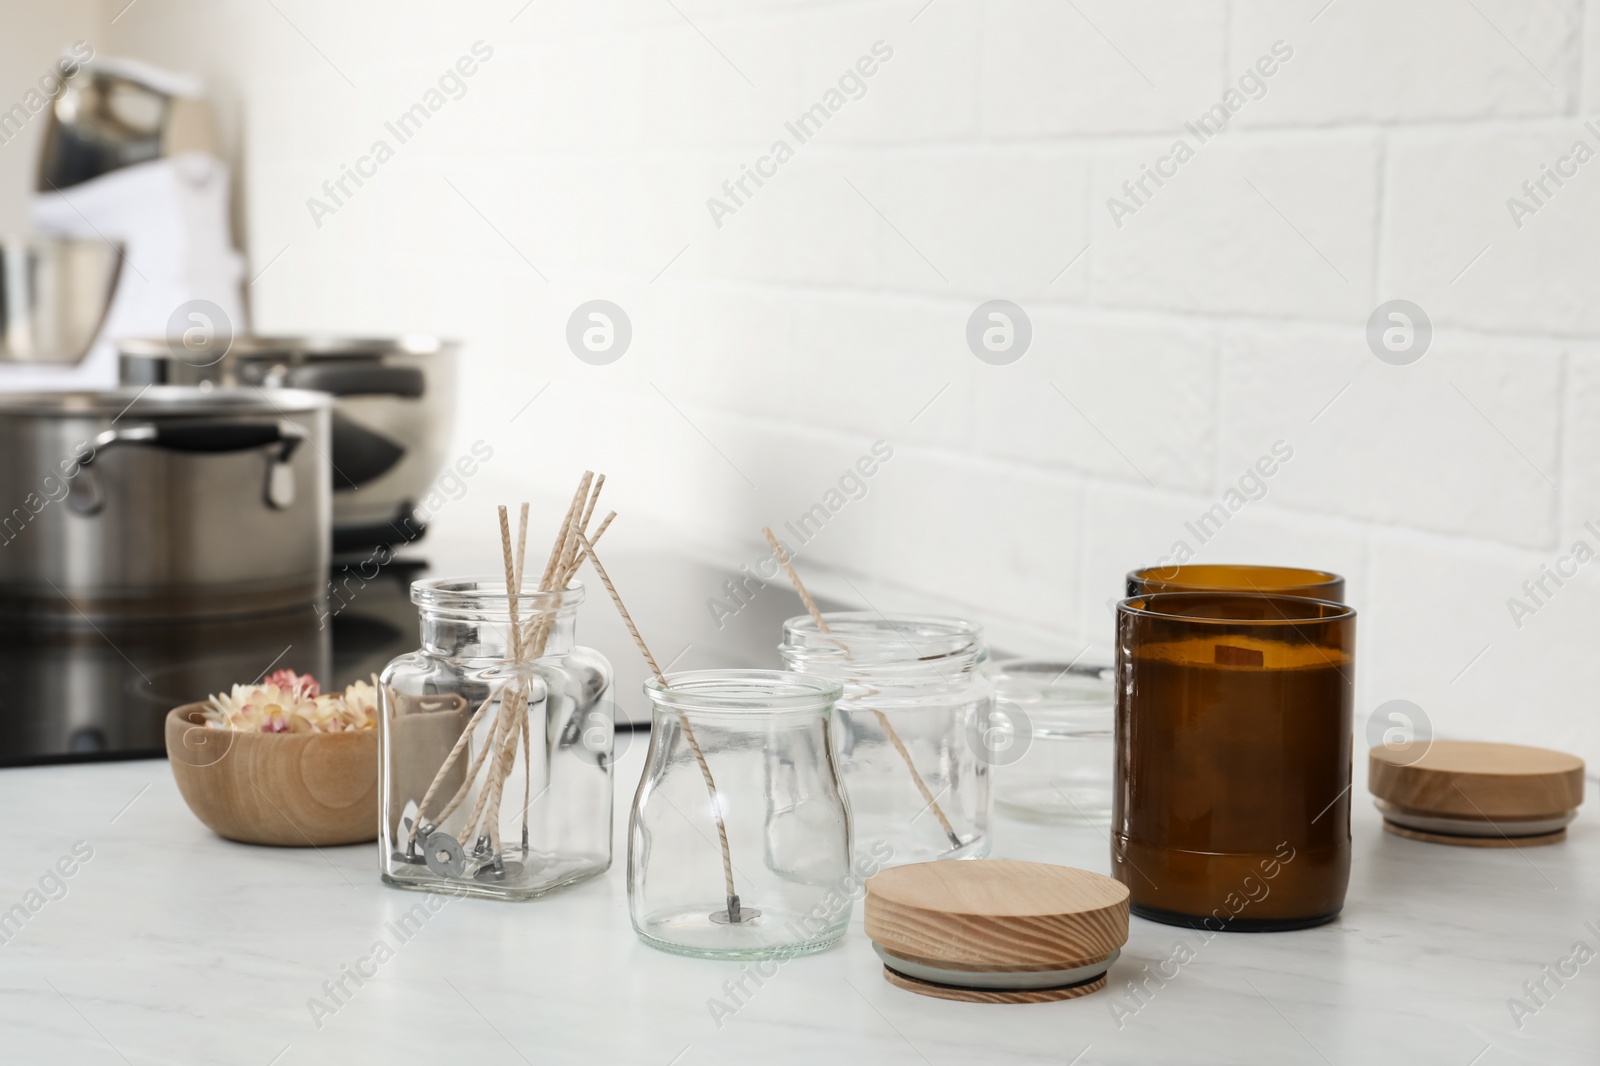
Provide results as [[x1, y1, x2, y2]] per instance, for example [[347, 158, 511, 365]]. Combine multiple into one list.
[[558, 392, 1575, 561], [535, 274, 1600, 349], [254, 114, 1600, 165]]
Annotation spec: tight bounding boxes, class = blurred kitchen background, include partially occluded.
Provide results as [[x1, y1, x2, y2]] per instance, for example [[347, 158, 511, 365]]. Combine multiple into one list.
[[2, 1, 1596, 765]]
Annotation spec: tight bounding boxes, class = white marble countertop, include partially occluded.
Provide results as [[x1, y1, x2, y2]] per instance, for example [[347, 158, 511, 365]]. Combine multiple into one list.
[[1, 752, 1595, 1066]]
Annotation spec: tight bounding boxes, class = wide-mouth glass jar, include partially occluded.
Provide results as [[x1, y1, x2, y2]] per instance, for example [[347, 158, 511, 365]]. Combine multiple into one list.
[[991, 659, 1114, 825], [1114, 592, 1354, 931], [779, 613, 992, 866], [629, 670, 853, 960], [378, 577, 613, 900], [1126, 564, 1345, 602]]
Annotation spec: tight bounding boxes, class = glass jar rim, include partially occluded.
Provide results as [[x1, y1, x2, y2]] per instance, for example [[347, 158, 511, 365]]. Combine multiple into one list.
[[1127, 563, 1343, 592], [993, 658, 1112, 682], [780, 612, 981, 665], [646, 669, 843, 714], [993, 658, 1113, 700], [1119, 591, 1354, 624], [411, 577, 584, 616]]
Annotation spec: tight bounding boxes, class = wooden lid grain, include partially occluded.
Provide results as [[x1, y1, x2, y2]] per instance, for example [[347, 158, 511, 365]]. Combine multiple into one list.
[[864, 860, 1129, 971], [1369, 740, 1585, 820]]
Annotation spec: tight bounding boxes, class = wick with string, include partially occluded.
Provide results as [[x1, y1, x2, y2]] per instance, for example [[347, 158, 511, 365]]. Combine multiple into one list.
[[770, 530, 994, 863], [762, 528, 965, 851], [624, 670, 854, 957], [579, 531, 752, 926], [626, 667, 853, 957]]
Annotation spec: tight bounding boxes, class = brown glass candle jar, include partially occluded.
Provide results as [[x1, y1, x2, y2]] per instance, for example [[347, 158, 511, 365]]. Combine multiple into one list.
[[1126, 564, 1345, 603], [1113, 592, 1354, 931]]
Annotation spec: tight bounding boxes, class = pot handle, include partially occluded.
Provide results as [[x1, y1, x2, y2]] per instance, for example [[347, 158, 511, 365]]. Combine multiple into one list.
[[69, 419, 308, 515], [283, 364, 425, 398], [84, 420, 308, 457]]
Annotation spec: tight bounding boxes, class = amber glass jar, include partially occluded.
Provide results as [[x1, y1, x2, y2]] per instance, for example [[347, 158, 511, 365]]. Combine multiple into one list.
[[1126, 564, 1345, 603], [1113, 592, 1354, 931]]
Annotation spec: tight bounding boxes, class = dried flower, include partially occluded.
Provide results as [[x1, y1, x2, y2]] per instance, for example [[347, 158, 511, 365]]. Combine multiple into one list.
[[204, 672, 379, 734], [265, 669, 320, 701]]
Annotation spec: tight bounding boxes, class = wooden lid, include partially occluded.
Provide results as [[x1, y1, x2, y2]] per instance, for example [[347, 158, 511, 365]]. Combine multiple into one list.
[[1369, 740, 1585, 820], [864, 860, 1129, 971]]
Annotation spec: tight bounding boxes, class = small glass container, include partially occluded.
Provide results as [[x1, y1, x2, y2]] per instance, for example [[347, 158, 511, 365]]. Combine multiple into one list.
[[629, 670, 852, 960], [779, 613, 992, 866], [1114, 591, 1354, 931], [378, 578, 614, 900], [1127, 564, 1345, 602], [991, 659, 1114, 825]]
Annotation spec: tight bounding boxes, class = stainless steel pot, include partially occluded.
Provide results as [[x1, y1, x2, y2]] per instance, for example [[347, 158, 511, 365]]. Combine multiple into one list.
[[0, 387, 331, 622], [118, 335, 456, 550]]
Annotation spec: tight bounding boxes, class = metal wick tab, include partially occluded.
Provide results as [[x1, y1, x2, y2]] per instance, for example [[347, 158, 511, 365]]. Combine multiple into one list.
[[710, 893, 761, 924], [473, 855, 525, 883], [423, 831, 467, 879], [393, 818, 429, 865]]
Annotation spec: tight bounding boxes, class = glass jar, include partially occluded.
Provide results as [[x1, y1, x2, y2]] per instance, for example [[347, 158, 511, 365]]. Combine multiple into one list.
[[991, 659, 1114, 825], [779, 613, 991, 866], [1127, 564, 1345, 602], [1114, 591, 1354, 931], [378, 578, 614, 900], [629, 670, 852, 960]]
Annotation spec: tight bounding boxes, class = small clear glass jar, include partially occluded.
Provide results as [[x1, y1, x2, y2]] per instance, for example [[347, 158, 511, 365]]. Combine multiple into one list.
[[379, 578, 614, 900], [990, 659, 1115, 825], [629, 670, 852, 960], [779, 614, 992, 866]]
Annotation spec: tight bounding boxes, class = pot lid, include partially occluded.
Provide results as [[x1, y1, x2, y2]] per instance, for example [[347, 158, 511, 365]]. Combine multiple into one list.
[[116, 334, 454, 360], [0, 386, 332, 417]]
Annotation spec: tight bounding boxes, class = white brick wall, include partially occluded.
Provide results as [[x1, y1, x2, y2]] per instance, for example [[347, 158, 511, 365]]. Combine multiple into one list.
[[85, 0, 1600, 766], [1092, 133, 1383, 321], [1233, 0, 1581, 123]]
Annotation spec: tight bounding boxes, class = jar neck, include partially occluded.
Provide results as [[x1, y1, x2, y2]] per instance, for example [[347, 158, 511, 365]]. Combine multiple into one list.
[[994, 662, 1113, 706], [410, 580, 586, 661], [421, 607, 578, 661], [779, 613, 986, 689], [650, 703, 830, 732], [644, 669, 843, 720], [781, 642, 984, 690]]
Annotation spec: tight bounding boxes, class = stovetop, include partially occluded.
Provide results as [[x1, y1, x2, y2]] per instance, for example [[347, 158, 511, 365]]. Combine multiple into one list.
[[0, 560, 422, 767], [0, 550, 845, 767]]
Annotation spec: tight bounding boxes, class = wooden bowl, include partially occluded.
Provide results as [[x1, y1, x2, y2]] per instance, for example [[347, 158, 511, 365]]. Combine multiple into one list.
[[165, 703, 378, 846]]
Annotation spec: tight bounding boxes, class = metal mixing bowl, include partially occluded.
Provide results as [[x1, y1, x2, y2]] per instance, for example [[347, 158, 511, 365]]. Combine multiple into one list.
[[0, 238, 123, 364]]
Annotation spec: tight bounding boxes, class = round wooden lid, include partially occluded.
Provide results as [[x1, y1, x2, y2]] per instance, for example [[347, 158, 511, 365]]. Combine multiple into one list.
[[1369, 740, 1585, 820], [864, 860, 1129, 971]]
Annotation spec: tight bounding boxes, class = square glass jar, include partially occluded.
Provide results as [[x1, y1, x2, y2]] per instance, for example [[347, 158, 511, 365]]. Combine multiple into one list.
[[379, 578, 614, 901]]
